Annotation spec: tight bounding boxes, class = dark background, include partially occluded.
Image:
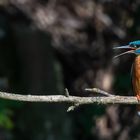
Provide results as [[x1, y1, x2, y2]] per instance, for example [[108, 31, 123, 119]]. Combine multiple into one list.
[[0, 0, 139, 140]]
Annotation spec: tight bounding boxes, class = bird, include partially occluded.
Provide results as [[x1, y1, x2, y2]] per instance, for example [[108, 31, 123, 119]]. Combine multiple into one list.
[[114, 40, 140, 116]]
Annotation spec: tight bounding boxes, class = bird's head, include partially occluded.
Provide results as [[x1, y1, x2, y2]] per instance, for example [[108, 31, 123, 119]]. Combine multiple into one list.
[[114, 40, 140, 58]]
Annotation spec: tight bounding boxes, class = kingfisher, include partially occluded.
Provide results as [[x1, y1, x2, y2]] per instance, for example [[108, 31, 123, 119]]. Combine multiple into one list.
[[114, 40, 140, 115]]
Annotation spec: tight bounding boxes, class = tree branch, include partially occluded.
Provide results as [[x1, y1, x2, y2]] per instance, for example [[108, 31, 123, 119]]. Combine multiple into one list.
[[0, 90, 139, 109]]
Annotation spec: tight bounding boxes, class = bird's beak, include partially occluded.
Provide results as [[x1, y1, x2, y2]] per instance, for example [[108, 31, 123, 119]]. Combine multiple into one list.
[[113, 45, 132, 50], [113, 45, 135, 59]]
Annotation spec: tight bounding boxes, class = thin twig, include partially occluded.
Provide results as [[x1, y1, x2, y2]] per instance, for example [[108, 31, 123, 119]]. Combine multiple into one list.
[[65, 88, 70, 97], [85, 88, 114, 97], [67, 103, 80, 112]]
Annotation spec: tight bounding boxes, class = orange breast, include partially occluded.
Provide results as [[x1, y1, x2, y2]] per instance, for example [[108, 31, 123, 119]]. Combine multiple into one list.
[[132, 55, 140, 98]]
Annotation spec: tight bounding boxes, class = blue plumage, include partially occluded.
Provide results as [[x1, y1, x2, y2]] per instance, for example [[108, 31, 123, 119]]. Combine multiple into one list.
[[135, 49, 140, 54], [129, 40, 140, 54], [129, 40, 140, 46]]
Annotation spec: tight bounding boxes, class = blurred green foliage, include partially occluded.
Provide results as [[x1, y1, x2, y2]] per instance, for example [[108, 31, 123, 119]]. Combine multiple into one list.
[[0, 100, 23, 130], [0, 109, 13, 130]]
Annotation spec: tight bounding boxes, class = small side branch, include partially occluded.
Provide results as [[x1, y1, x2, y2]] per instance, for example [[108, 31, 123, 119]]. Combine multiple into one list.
[[85, 88, 114, 97], [65, 88, 70, 97], [67, 103, 81, 112], [0, 90, 138, 111]]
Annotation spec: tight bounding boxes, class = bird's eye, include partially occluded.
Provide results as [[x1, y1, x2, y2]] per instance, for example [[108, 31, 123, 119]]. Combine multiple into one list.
[[130, 44, 138, 48]]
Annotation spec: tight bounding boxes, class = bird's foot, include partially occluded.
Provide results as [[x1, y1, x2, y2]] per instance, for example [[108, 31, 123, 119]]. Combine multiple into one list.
[[136, 95, 140, 101]]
